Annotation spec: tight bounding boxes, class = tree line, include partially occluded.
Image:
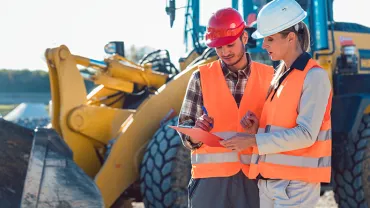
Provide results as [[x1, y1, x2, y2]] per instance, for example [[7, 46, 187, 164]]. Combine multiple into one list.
[[0, 69, 95, 93], [0, 45, 158, 93]]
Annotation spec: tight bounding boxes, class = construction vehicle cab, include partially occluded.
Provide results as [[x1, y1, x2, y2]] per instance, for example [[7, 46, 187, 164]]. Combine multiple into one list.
[[0, 0, 368, 207]]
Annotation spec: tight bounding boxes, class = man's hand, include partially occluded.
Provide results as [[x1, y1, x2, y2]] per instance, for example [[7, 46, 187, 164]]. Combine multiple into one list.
[[220, 134, 257, 151], [190, 114, 214, 144], [195, 114, 214, 132], [240, 110, 259, 134]]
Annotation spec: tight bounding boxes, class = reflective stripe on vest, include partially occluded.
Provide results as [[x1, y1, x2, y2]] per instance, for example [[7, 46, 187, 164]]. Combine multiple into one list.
[[258, 154, 331, 168], [261, 125, 331, 141], [251, 125, 331, 166], [191, 152, 252, 164]]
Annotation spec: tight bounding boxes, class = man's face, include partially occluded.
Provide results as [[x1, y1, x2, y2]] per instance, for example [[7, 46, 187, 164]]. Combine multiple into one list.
[[215, 33, 248, 67]]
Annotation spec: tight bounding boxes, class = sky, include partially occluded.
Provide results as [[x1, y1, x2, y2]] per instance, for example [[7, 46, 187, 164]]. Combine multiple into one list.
[[0, 0, 369, 71]]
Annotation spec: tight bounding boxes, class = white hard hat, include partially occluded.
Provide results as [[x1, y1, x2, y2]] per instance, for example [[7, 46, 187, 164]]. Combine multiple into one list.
[[251, 0, 307, 39]]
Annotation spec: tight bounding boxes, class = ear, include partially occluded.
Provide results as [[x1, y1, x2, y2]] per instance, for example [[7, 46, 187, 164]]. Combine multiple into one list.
[[287, 32, 296, 43], [242, 31, 249, 45]]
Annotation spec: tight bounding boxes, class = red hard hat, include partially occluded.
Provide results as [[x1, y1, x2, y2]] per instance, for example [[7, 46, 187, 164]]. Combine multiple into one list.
[[205, 8, 246, 48]]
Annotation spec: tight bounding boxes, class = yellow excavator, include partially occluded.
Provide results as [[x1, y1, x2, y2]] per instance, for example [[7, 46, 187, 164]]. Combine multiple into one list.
[[18, 41, 212, 207], [1, 0, 370, 207]]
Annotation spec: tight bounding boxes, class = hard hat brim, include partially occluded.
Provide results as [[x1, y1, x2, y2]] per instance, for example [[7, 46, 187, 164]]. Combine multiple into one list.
[[206, 36, 238, 48], [206, 29, 244, 48]]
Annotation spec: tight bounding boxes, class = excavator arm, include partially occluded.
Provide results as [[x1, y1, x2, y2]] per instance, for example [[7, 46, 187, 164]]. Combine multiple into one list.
[[45, 45, 170, 177]]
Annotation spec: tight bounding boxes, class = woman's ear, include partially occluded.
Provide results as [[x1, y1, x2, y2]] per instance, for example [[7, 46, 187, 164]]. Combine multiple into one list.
[[287, 32, 296, 43]]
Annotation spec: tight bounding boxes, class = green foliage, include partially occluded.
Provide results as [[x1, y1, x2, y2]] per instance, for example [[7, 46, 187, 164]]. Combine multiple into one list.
[[0, 104, 16, 115], [0, 69, 95, 92]]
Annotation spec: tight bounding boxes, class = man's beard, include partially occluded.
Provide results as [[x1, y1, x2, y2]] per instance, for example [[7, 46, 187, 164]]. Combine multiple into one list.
[[225, 46, 246, 67]]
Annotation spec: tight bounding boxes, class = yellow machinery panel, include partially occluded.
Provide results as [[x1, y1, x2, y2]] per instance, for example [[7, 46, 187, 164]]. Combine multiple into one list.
[[46, 46, 102, 177], [95, 57, 217, 207]]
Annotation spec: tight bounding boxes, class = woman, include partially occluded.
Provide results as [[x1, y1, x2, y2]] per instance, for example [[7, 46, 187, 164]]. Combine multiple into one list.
[[220, 0, 332, 207]]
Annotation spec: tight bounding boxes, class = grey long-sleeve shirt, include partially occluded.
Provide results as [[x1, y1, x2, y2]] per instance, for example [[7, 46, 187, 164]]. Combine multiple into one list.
[[255, 67, 332, 155]]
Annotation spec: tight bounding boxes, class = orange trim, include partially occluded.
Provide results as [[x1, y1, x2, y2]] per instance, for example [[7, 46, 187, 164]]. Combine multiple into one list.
[[259, 162, 331, 183], [281, 140, 332, 157], [206, 22, 245, 39]]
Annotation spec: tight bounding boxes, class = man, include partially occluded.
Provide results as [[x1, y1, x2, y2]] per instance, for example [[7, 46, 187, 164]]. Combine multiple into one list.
[[177, 8, 274, 208]]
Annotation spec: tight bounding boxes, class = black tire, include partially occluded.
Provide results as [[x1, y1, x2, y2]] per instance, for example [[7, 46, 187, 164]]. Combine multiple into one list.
[[332, 113, 370, 208], [140, 116, 191, 208]]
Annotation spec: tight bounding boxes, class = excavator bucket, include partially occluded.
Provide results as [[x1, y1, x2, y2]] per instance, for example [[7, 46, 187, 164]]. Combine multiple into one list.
[[20, 128, 104, 207], [0, 119, 33, 208], [0, 118, 104, 207]]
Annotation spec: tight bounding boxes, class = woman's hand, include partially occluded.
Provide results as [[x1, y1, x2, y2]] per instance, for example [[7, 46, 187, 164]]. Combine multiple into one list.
[[240, 110, 259, 134], [220, 134, 257, 151]]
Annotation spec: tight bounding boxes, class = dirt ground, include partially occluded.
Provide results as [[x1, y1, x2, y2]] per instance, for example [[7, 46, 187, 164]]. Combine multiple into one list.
[[131, 191, 338, 208]]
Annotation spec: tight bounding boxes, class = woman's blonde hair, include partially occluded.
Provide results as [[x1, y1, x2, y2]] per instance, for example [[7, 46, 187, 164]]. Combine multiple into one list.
[[266, 21, 310, 100]]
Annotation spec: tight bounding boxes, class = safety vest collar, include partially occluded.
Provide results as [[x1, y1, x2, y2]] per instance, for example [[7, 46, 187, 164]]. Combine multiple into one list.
[[290, 52, 312, 71]]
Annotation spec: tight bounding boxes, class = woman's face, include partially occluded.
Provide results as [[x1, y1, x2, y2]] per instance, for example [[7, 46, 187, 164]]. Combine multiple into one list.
[[262, 33, 292, 61]]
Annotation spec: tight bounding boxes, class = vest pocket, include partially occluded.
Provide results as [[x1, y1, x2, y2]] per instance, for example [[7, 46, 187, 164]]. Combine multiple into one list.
[[285, 180, 310, 199], [188, 178, 201, 199]]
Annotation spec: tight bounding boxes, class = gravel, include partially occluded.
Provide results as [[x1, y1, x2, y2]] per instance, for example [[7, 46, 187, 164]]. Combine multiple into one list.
[[316, 191, 338, 208], [131, 191, 338, 207]]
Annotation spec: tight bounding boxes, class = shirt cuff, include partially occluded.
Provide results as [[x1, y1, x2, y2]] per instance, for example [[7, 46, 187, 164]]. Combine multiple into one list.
[[255, 133, 271, 155], [183, 135, 203, 150]]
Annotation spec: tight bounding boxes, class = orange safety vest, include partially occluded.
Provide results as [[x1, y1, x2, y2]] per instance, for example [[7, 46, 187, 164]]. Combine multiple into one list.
[[192, 60, 273, 179], [249, 59, 332, 183]]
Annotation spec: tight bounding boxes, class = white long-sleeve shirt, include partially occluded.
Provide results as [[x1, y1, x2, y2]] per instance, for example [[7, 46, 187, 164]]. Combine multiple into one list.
[[255, 67, 332, 155]]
